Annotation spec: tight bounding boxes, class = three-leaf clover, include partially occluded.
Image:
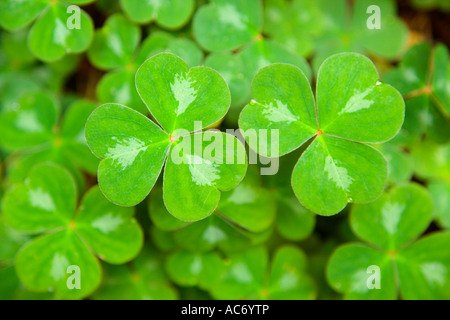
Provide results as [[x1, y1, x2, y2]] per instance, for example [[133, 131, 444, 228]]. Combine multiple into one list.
[[3, 163, 144, 299], [327, 183, 450, 300], [239, 53, 405, 215], [193, 0, 263, 52], [384, 42, 450, 144], [120, 0, 195, 29], [86, 53, 247, 221], [0, 0, 94, 61], [0, 94, 99, 191]]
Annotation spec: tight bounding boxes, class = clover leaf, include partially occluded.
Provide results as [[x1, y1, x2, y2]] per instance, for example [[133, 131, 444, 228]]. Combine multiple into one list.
[[86, 53, 247, 221], [327, 183, 450, 299], [313, 0, 409, 72], [3, 163, 143, 299], [384, 42, 449, 144], [120, 0, 195, 29], [93, 246, 178, 300], [430, 182, 450, 229], [239, 53, 405, 215], [88, 18, 203, 114], [193, 0, 263, 52], [0, 0, 94, 62], [0, 95, 99, 191], [210, 246, 316, 300]]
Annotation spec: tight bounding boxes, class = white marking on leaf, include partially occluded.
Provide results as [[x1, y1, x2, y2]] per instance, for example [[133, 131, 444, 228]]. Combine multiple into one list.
[[170, 74, 197, 116], [53, 18, 69, 46], [92, 213, 124, 233], [16, 111, 44, 133], [324, 156, 353, 192], [350, 269, 369, 293], [202, 225, 226, 243], [339, 88, 374, 115], [420, 262, 447, 286], [228, 185, 257, 204], [108, 33, 124, 57], [115, 81, 131, 104], [278, 272, 298, 290], [29, 188, 56, 211], [262, 100, 299, 124], [106, 136, 148, 170], [190, 256, 203, 275], [185, 154, 220, 186], [404, 68, 419, 83], [381, 202, 405, 234], [218, 3, 248, 30], [231, 262, 253, 283], [50, 253, 69, 281]]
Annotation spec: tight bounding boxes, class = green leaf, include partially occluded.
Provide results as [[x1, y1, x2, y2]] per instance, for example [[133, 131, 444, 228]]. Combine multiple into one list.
[[0, 0, 48, 31], [239, 53, 404, 215], [74, 187, 144, 264], [4, 163, 76, 233], [136, 53, 230, 135], [0, 92, 58, 151], [239, 63, 317, 158], [327, 243, 397, 300], [166, 251, 226, 289], [411, 140, 450, 181], [28, 3, 94, 62], [267, 246, 316, 299], [87, 14, 140, 70], [292, 135, 387, 215], [193, 0, 262, 52], [15, 229, 102, 299], [163, 131, 247, 221], [85, 103, 171, 206], [149, 187, 190, 232], [430, 182, 450, 229], [351, 183, 433, 251], [380, 144, 414, 185], [396, 232, 450, 300], [0, 217, 29, 266], [120, 0, 195, 29]]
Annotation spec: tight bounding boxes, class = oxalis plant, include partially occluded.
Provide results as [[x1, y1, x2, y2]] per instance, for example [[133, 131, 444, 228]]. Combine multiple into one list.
[[239, 52, 405, 215], [85, 53, 247, 221], [3, 163, 143, 299]]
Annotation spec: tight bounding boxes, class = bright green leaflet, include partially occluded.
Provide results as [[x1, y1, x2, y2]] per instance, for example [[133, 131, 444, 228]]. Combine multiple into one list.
[[91, 25, 203, 114], [3, 163, 143, 299], [136, 53, 230, 135], [379, 143, 414, 185], [384, 42, 450, 144], [0, 0, 94, 61], [86, 53, 246, 220], [313, 0, 408, 72], [0, 96, 99, 190], [351, 183, 433, 251], [239, 53, 404, 215], [211, 246, 316, 300], [0, 217, 29, 266], [263, 0, 324, 57], [328, 184, 450, 299], [165, 251, 226, 290], [193, 0, 263, 52], [93, 247, 177, 300], [120, 0, 195, 29]]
